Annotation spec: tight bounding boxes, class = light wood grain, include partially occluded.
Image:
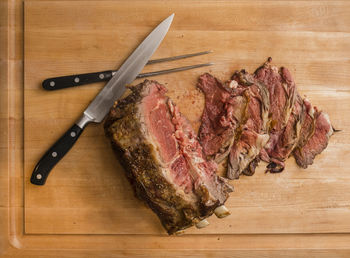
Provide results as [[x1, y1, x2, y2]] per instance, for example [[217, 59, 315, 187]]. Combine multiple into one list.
[[0, 0, 10, 255], [23, 0, 350, 235], [2, 0, 350, 256], [3, 249, 350, 258]]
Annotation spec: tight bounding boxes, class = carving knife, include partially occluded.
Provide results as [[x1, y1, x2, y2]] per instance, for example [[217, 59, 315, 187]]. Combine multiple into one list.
[[30, 14, 175, 185]]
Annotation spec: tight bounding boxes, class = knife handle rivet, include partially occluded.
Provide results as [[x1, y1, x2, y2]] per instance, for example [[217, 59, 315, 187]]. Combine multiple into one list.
[[36, 174, 42, 180], [99, 73, 105, 79], [52, 152, 57, 158], [74, 77, 80, 83], [70, 131, 76, 137], [49, 81, 55, 87]]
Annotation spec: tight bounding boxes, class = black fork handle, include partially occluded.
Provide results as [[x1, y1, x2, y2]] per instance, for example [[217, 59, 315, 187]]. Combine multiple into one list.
[[42, 70, 113, 90]]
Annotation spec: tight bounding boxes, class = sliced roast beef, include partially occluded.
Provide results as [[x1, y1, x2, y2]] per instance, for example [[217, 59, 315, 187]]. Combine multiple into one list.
[[254, 59, 333, 173], [226, 70, 270, 179], [197, 58, 334, 178], [254, 58, 297, 172], [104, 80, 233, 234], [265, 93, 304, 173], [292, 98, 316, 154], [197, 73, 249, 162], [293, 108, 333, 168], [255, 61, 295, 144], [255, 58, 296, 135]]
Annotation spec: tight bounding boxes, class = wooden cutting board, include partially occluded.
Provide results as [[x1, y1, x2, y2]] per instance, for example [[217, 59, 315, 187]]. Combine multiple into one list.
[[2, 0, 350, 256]]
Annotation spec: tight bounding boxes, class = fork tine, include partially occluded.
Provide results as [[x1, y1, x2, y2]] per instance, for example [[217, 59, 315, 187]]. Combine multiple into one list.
[[136, 63, 214, 79], [146, 50, 212, 65]]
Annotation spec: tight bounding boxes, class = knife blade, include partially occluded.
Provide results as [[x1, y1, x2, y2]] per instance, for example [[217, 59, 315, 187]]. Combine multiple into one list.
[[30, 14, 174, 185]]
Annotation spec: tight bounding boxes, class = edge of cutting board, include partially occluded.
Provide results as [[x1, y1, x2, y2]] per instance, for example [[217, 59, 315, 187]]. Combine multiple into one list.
[[1, 0, 350, 257]]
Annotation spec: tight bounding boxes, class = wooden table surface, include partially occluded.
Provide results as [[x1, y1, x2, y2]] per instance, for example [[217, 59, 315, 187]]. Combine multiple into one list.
[[1, 0, 350, 257]]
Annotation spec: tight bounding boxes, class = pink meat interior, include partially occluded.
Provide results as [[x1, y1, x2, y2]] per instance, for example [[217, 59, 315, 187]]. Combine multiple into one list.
[[198, 73, 246, 157], [141, 82, 194, 193]]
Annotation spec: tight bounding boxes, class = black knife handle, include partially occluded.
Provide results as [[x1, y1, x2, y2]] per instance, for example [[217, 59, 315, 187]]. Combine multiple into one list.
[[42, 70, 113, 90], [30, 124, 84, 185]]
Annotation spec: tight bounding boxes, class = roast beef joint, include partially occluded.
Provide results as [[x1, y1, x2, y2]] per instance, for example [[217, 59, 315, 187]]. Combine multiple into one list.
[[105, 80, 233, 234]]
